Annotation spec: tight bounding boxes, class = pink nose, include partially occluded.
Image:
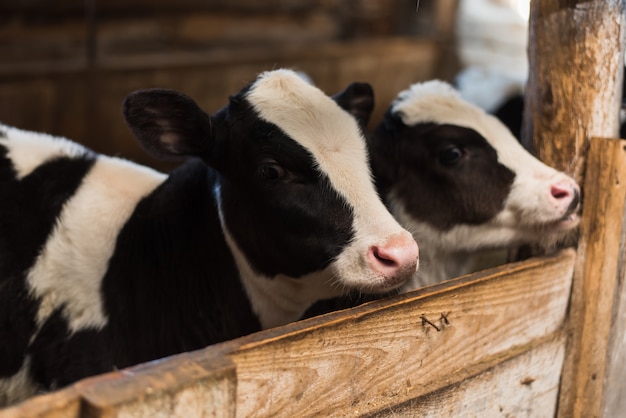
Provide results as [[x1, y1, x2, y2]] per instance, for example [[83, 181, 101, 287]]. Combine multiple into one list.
[[367, 233, 419, 286], [550, 180, 581, 215]]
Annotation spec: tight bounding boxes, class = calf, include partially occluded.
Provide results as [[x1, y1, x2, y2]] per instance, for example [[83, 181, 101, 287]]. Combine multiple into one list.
[[370, 80, 580, 290], [0, 69, 419, 405]]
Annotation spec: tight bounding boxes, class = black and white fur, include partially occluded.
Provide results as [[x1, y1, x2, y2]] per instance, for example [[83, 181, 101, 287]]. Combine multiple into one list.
[[371, 80, 580, 289], [0, 69, 419, 405]]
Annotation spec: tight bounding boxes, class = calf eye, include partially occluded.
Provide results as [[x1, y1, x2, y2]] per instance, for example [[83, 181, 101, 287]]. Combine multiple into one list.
[[438, 146, 463, 166], [260, 161, 286, 181]]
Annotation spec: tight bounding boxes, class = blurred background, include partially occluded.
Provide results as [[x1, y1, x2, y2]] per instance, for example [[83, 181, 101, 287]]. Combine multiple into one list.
[[0, 0, 530, 171]]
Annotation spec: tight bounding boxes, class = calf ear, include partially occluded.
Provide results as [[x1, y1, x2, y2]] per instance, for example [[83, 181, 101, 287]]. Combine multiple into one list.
[[122, 89, 214, 161], [332, 82, 375, 128]]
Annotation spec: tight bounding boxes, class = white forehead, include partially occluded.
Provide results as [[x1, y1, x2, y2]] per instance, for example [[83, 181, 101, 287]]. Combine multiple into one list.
[[245, 69, 373, 205], [390, 80, 536, 170], [392, 80, 484, 128]]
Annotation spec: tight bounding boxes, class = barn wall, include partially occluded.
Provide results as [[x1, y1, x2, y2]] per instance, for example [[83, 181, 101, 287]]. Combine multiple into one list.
[[0, 0, 452, 171]]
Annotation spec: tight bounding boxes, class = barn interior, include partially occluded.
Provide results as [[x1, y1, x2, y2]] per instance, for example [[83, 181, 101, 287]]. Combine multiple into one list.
[[0, 0, 531, 172], [1, 1, 625, 417]]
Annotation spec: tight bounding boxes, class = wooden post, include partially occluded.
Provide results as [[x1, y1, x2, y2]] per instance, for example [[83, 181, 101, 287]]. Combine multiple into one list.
[[524, 0, 625, 182], [525, 1, 626, 417], [561, 137, 626, 418]]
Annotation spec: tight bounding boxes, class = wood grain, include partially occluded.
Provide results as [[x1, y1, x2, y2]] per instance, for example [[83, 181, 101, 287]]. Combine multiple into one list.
[[558, 137, 626, 418], [524, 0, 625, 183], [370, 334, 566, 418], [0, 386, 80, 418], [77, 352, 236, 418], [230, 250, 575, 417]]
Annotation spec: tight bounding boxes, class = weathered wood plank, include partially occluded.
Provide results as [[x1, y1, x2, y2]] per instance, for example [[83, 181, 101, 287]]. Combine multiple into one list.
[[77, 352, 236, 418], [95, 12, 340, 59], [370, 334, 566, 418], [558, 137, 626, 418], [0, 386, 80, 418], [230, 249, 575, 417], [0, 18, 88, 76]]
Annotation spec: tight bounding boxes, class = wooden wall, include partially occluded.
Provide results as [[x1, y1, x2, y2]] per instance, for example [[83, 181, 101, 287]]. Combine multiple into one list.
[[0, 0, 453, 171]]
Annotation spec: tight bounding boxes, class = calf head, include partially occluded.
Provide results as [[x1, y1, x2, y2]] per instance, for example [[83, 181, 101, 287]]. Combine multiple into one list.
[[371, 80, 580, 259], [123, 69, 418, 308]]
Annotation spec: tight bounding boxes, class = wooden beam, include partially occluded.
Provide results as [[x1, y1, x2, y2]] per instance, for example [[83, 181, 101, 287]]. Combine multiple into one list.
[[0, 386, 80, 418], [77, 352, 237, 418], [557, 137, 626, 418], [372, 335, 566, 417], [524, 0, 625, 183]]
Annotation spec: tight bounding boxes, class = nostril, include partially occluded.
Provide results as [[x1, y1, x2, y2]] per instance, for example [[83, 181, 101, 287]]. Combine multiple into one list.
[[551, 184, 571, 200], [371, 246, 399, 268], [366, 234, 419, 283]]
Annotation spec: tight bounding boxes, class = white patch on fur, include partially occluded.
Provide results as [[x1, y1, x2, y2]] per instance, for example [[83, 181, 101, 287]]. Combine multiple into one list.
[[391, 199, 526, 288], [0, 357, 38, 407], [245, 69, 416, 291], [0, 123, 90, 178], [389, 81, 580, 289], [26, 152, 166, 333], [214, 184, 341, 328], [222, 223, 341, 329]]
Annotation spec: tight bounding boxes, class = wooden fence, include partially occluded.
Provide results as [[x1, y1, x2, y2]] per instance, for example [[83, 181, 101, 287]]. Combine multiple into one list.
[[2, 132, 624, 417], [0, 249, 576, 418]]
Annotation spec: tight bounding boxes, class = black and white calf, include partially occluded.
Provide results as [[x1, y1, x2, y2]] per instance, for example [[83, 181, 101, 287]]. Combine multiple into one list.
[[0, 69, 419, 405], [370, 80, 580, 290]]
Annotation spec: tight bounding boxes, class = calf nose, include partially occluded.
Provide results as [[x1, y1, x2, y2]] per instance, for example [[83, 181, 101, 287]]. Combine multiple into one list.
[[550, 180, 581, 215], [367, 232, 419, 286]]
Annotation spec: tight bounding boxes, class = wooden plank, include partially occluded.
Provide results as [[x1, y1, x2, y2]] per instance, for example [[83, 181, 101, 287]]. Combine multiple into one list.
[[0, 386, 81, 418], [558, 137, 626, 418], [604, 239, 626, 417], [95, 12, 340, 59], [370, 334, 566, 418], [230, 249, 575, 417], [0, 18, 88, 76], [76, 352, 236, 418]]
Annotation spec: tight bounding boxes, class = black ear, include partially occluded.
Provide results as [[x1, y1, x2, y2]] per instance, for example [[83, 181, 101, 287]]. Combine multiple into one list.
[[332, 82, 375, 128], [376, 108, 405, 137], [493, 94, 524, 142], [122, 88, 214, 160]]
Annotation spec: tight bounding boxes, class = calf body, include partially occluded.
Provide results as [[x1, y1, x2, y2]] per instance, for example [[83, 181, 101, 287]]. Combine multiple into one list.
[[0, 69, 418, 405]]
